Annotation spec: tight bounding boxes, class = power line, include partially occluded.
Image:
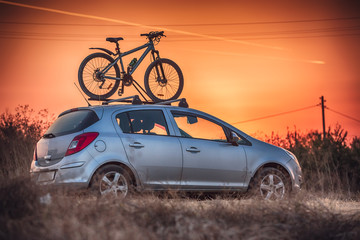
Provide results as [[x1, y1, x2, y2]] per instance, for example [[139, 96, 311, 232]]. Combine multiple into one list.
[[0, 35, 102, 41], [1, 33, 359, 42], [0, 0, 283, 50], [170, 16, 360, 26], [166, 25, 360, 40], [3, 25, 359, 36], [0, 30, 107, 38], [1, 16, 360, 27], [195, 26, 360, 37], [1, 25, 360, 42], [232, 105, 319, 125], [326, 107, 360, 124], [164, 33, 360, 42], [1, 0, 359, 50], [233, 33, 360, 40], [231, 100, 359, 129], [0, 21, 121, 26]]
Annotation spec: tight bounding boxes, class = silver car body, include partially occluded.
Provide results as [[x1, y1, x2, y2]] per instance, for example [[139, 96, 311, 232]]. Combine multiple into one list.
[[30, 103, 302, 194]]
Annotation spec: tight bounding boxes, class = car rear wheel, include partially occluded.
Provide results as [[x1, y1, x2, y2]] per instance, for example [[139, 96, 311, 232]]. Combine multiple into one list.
[[91, 164, 132, 198], [250, 167, 290, 200]]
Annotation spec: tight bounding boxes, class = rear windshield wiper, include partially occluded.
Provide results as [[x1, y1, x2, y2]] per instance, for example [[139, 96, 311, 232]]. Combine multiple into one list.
[[43, 133, 56, 138]]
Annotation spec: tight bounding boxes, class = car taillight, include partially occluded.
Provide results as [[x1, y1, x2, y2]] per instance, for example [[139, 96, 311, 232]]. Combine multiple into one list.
[[65, 132, 99, 156]]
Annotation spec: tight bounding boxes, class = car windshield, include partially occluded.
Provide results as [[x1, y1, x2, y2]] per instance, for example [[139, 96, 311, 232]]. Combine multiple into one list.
[[44, 110, 99, 137]]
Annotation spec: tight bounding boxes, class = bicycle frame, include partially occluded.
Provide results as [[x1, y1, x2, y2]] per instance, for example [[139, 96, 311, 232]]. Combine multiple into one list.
[[101, 41, 159, 80], [86, 34, 171, 102]]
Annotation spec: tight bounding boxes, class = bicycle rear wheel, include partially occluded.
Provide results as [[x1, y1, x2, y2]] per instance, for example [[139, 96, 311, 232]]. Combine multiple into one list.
[[78, 52, 120, 99], [144, 58, 184, 102]]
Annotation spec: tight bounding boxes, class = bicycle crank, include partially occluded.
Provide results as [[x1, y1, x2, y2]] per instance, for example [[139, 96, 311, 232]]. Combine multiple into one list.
[[123, 74, 134, 86]]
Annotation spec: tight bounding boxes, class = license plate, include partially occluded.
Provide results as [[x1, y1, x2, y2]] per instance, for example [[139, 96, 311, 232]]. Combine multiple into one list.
[[38, 171, 56, 182]]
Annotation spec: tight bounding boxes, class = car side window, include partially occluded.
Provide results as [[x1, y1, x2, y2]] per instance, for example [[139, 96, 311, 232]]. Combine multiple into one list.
[[116, 110, 169, 136], [172, 112, 227, 142]]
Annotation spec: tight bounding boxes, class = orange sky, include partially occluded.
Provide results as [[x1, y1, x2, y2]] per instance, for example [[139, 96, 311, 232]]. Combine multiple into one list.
[[0, 0, 359, 139]]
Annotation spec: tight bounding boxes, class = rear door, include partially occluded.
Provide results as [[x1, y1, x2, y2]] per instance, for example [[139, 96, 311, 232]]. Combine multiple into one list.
[[114, 109, 182, 189], [170, 111, 247, 190]]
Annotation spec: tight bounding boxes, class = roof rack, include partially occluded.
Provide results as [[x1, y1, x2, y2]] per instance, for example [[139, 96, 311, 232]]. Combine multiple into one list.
[[155, 98, 188, 108], [102, 95, 144, 105], [101, 95, 189, 108]]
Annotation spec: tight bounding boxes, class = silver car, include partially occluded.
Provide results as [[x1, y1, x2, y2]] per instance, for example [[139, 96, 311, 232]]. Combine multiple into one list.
[[30, 97, 302, 200]]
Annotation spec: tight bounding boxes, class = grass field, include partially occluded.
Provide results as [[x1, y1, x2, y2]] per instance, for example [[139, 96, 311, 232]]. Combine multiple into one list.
[[1, 177, 360, 240]]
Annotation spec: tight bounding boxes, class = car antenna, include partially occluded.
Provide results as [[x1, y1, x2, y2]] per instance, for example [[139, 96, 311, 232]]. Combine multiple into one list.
[[74, 82, 91, 107]]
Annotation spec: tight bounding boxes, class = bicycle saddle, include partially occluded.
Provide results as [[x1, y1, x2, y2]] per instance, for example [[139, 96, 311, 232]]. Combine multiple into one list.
[[106, 37, 124, 43]]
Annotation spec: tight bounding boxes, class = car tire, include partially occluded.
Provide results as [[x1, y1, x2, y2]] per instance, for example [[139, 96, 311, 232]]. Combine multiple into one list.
[[249, 167, 291, 200], [91, 164, 133, 198]]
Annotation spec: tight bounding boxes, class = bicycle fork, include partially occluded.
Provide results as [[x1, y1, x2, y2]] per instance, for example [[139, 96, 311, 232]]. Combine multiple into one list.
[[151, 50, 167, 95]]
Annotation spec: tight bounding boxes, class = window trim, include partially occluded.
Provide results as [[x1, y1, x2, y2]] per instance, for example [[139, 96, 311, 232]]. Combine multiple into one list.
[[115, 109, 170, 136], [170, 110, 229, 143], [170, 110, 252, 146]]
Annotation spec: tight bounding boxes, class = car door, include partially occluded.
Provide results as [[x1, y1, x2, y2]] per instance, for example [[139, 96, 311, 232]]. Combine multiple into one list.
[[170, 110, 247, 190], [114, 109, 182, 189]]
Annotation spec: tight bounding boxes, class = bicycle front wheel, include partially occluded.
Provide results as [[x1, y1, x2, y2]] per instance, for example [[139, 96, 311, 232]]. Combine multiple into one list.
[[78, 52, 120, 99], [144, 58, 184, 102]]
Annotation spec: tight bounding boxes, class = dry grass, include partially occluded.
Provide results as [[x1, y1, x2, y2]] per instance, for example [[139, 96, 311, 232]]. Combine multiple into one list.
[[1, 178, 360, 240]]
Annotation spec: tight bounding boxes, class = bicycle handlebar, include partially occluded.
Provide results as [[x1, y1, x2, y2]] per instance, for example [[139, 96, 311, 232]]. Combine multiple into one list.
[[140, 31, 165, 39]]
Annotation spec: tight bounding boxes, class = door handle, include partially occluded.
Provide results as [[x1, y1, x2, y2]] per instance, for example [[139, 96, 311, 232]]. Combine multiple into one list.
[[129, 142, 144, 148], [186, 147, 200, 153]]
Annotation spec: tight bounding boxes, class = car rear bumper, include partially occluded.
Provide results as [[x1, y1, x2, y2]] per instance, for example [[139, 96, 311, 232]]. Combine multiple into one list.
[[30, 170, 89, 190], [30, 151, 97, 190]]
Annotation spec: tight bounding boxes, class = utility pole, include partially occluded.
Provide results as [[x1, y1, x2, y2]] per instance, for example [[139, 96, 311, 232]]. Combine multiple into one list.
[[320, 96, 326, 139]]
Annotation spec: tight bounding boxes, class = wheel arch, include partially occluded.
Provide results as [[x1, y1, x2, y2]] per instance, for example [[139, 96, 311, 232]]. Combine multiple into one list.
[[249, 162, 293, 190]]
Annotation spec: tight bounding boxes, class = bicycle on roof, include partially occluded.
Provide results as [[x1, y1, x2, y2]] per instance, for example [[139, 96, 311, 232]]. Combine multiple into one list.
[[78, 31, 184, 102]]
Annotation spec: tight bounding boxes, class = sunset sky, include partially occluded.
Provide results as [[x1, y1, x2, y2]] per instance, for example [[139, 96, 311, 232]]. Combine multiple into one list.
[[0, 0, 359, 138]]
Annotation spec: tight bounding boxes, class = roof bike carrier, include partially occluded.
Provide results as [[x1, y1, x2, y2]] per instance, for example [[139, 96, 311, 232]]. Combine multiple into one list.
[[154, 98, 188, 108], [102, 95, 144, 105], [101, 95, 189, 107]]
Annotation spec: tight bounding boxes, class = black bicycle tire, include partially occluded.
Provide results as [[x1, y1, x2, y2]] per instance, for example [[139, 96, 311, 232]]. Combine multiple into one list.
[[78, 52, 120, 99], [144, 58, 184, 102]]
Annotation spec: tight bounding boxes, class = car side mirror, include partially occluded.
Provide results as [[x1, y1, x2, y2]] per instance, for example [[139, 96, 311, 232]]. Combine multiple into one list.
[[229, 132, 240, 146], [187, 116, 198, 124]]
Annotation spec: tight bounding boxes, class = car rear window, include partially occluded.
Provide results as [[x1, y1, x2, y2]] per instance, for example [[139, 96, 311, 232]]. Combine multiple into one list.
[[44, 110, 99, 138]]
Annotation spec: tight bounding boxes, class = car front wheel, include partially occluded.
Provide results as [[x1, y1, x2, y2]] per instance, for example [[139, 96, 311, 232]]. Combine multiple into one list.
[[251, 167, 290, 200]]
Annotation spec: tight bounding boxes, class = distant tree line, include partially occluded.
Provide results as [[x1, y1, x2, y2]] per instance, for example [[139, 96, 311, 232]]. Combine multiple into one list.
[[263, 125, 360, 194], [0, 105, 53, 177]]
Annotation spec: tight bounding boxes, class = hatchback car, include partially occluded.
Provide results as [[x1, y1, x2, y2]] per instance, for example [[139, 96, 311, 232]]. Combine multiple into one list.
[[30, 96, 302, 200]]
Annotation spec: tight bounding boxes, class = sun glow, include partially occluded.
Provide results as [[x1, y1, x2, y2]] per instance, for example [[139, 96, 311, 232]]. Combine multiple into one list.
[[0, 0, 359, 138]]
